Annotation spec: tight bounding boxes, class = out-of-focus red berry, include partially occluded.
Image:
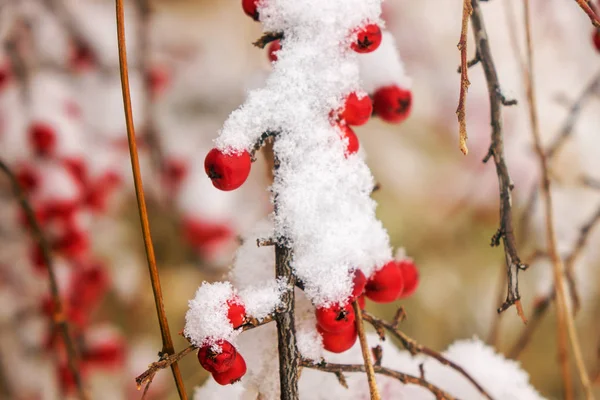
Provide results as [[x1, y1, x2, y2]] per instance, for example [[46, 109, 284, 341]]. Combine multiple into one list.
[[29, 122, 57, 157], [372, 85, 412, 124], [593, 29, 600, 52]]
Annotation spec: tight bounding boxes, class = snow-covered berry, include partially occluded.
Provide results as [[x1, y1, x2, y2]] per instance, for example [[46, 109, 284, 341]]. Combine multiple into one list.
[[204, 148, 252, 191], [198, 340, 238, 374], [350, 269, 367, 299], [351, 23, 382, 54], [268, 40, 282, 62], [315, 302, 355, 333], [340, 92, 372, 126], [226, 297, 247, 328], [338, 124, 359, 156]]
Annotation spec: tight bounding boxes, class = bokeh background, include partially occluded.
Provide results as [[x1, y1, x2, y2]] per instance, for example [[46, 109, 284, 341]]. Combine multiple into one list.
[[0, 0, 599, 398]]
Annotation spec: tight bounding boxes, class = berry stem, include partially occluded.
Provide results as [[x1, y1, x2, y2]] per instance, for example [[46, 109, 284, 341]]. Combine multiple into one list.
[[352, 301, 381, 400], [115, 2, 187, 399]]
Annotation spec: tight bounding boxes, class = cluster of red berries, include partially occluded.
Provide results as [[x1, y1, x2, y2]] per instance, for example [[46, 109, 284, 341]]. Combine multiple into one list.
[[316, 260, 419, 353], [197, 296, 249, 385]]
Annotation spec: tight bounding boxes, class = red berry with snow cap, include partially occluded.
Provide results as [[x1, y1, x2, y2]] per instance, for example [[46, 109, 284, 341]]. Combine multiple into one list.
[[340, 92, 372, 126], [268, 40, 282, 62], [373, 85, 412, 124], [351, 23, 382, 54], [204, 148, 252, 191], [29, 122, 57, 157], [242, 0, 260, 21], [397, 260, 419, 298], [317, 323, 357, 353], [227, 297, 246, 328], [316, 302, 355, 333], [212, 351, 247, 385], [198, 340, 238, 374], [365, 260, 404, 303]]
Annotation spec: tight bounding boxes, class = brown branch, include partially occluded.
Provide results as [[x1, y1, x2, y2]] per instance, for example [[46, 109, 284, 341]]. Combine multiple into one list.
[[546, 70, 600, 158], [253, 32, 284, 49], [0, 160, 88, 400], [574, 0, 600, 27], [274, 243, 300, 399], [522, 1, 593, 398], [470, 0, 527, 319], [353, 302, 381, 400], [301, 360, 456, 400], [362, 311, 493, 400], [456, 0, 473, 155], [509, 205, 600, 359], [115, 2, 187, 399]]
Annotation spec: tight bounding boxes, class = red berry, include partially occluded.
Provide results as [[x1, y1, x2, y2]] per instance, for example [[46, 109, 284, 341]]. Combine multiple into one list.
[[16, 165, 39, 194], [212, 351, 247, 385], [242, 0, 260, 21], [268, 40, 282, 62], [162, 158, 188, 192], [357, 294, 366, 310], [397, 260, 419, 298], [351, 269, 367, 299], [227, 297, 246, 328], [53, 229, 89, 259], [365, 261, 404, 303], [29, 122, 57, 157], [69, 43, 95, 72], [350, 23, 382, 54], [315, 302, 355, 333], [0, 64, 11, 91], [317, 324, 357, 353], [63, 157, 88, 187], [148, 65, 170, 99], [593, 29, 600, 52], [84, 339, 126, 368], [340, 92, 372, 126], [204, 148, 252, 191], [182, 218, 234, 255], [338, 124, 359, 156], [198, 340, 238, 374], [372, 85, 412, 124]]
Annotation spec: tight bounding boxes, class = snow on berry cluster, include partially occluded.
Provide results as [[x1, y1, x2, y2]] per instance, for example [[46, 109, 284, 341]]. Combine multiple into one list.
[[185, 0, 420, 389]]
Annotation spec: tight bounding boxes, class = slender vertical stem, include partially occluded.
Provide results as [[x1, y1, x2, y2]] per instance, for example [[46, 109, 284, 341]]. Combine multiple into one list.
[[274, 244, 300, 400], [114, 2, 186, 399], [0, 160, 88, 400], [353, 301, 380, 400], [522, 1, 594, 399]]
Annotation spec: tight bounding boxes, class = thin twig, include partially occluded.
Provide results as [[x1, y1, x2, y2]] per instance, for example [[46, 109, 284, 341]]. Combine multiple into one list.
[[353, 302, 381, 400], [456, 0, 473, 155], [114, 2, 187, 399], [522, 2, 594, 398], [253, 32, 284, 49], [470, 0, 527, 320], [546, 70, 600, 158], [362, 311, 493, 400], [0, 160, 88, 400], [509, 205, 600, 359], [574, 0, 600, 27], [301, 359, 456, 400]]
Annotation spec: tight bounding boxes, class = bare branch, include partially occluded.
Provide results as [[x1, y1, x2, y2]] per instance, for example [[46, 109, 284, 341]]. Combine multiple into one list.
[[253, 32, 284, 49], [470, 0, 528, 318], [301, 359, 456, 400], [573, 0, 600, 28], [456, 0, 473, 155], [0, 159, 88, 400], [362, 311, 493, 400], [353, 301, 381, 399]]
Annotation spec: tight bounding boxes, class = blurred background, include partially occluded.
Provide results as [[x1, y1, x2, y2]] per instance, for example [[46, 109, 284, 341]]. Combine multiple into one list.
[[0, 0, 599, 398]]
